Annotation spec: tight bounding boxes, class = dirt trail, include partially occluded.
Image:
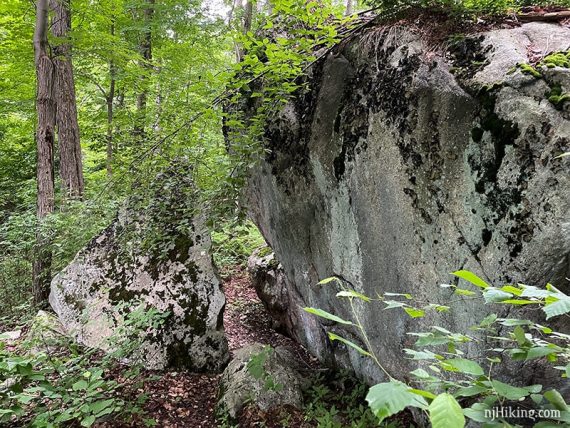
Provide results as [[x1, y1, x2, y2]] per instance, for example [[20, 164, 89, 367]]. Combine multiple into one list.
[[124, 268, 316, 428]]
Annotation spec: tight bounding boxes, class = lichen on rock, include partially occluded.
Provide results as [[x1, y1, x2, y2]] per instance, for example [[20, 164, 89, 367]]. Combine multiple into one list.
[[217, 343, 305, 420], [246, 21, 570, 391], [49, 161, 229, 372]]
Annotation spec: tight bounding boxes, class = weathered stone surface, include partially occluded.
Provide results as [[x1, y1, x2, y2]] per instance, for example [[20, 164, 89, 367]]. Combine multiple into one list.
[[26, 310, 67, 353], [217, 343, 304, 419], [247, 248, 296, 332], [50, 164, 229, 371], [247, 22, 570, 390]]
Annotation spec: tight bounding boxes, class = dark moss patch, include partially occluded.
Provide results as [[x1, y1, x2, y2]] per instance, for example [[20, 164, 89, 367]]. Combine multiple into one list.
[[371, 47, 421, 133], [333, 100, 369, 181], [264, 62, 326, 192], [470, 88, 520, 205], [446, 35, 492, 81], [63, 292, 86, 312]]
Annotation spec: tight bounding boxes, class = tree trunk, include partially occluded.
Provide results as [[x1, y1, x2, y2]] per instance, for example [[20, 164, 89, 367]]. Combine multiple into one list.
[[235, 0, 254, 62], [50, 0, 84, 198], [134, 0, 155, 142], [33, 0, 56, 307], [106, 22, 116, 177], [243, 0, 253, 33], [345, 0, 353, 16]]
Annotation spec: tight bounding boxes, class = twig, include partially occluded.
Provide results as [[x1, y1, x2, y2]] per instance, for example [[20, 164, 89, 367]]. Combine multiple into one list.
[[517, 10, 570, 22]]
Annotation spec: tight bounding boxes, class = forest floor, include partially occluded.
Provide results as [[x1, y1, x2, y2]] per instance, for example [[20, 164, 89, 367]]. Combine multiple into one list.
[[101, 268, 321, 428], [1, 267, 387, 428]]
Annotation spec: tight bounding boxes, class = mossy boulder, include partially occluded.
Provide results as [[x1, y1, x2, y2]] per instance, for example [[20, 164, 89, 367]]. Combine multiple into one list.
[[217, 343, 305, 420], [49, 165, 229, 372]]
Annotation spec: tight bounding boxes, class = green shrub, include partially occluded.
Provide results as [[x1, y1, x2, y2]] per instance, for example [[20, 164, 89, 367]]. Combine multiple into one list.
[[368, 0, 570, 16], [0, 302, 168, 427], [212, 220, 266, 268], [305, 271, 570, 427]]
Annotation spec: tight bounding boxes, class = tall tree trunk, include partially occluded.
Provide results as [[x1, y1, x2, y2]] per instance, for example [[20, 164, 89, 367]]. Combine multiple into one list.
[[33, 0, 56, 306], [345, 0, 354, 16], [134, 0, 155, 142], [50, 0, 84, 198], [235, 0, 254, 62], [106, 22, 116, 177], [243, 0, 253, 33]]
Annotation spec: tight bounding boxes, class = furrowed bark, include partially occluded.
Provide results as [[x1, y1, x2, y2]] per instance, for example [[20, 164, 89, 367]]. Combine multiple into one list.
[[107, 22, 116, 177], [134, 0, 155, 142], [33, 0, 56, 306], [50, 0, 84, 198]]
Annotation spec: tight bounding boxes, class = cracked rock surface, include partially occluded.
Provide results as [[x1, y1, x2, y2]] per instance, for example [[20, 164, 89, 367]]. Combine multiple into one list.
[[247, 22, 570, 389]]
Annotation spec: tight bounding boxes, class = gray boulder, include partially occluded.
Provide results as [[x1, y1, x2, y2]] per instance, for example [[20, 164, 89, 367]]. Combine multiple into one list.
[[247, 248, 295, 332], [246, 21, 570, 389], [26, 310, 66, 352], [217, 343, 305, 419], [50, 164, 229, 372]]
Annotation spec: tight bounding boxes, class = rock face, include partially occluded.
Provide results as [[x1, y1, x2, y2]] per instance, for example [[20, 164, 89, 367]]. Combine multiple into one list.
[[247, 248, 294, 332], [50, 163, 229, 371], [217, 343, 305, 419], [247, 22, 570, 387]]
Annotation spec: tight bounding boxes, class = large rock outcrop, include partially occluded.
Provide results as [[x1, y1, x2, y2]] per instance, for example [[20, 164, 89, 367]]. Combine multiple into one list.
[[50, 163, 229, 371], [247, 21, 570, 388]]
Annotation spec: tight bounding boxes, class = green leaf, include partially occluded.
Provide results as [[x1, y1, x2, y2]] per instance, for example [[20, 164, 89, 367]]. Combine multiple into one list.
[[483, 288, 513, 303], [90, 399, 114, 416], [544, 389, 569, 411], [247, 347, 271, 379], [454, 288, 477, 296], [452, 270, 490, 289], [16, 394, 35, 404], [366, 382, 428, 423], [443, 358, 485, 376], [404, 349, 439, 360], [463, 402, 493, 423], [414, 334, 450, 347], [479, 313, 497, 327], [520, 285, 549, 298], [513, 325, 528, 346], [404, 307, 425, 318], [302, 307, 353, 325], [500, 299, 540, 305], [409, 388, 437, 400], [328, 332, 371, 357], [498, 318, 532, 327], [72, 380, 88, 391], [490, 380, 530, 400], [526, 346, 558, 360], [500, 285, 523, 296], [318, 277, 339, 285], [524, 384, 543, 394], [429, 393, 465, 428], [336, 290, 371, 302], [410, 368, 431, 379], [81, 415, 96, 427], [382, 300, 406, 310], [456, 385, 488, 397], [544, 297, 570, 319], [384, 292, 412, 299]]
